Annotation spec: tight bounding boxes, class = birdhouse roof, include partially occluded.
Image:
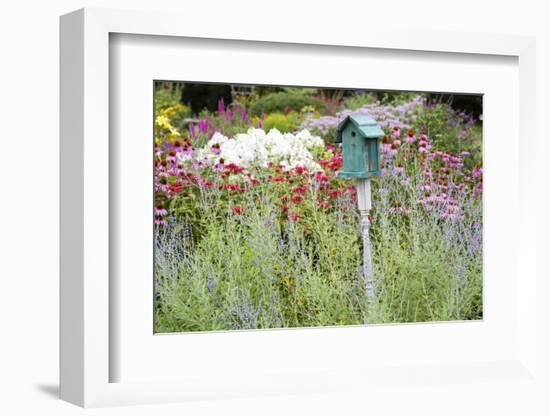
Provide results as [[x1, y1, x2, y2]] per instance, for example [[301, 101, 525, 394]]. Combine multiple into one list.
[[335, 114, 384, 143]]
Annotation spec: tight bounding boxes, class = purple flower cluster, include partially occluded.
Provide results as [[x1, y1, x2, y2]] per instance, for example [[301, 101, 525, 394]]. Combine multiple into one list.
[[378, 128, 482, 221], [300, 96, 424, 137]]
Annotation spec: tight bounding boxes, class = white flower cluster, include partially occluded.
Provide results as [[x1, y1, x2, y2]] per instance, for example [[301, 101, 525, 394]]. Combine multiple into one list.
[[189, 128, 325, 172]]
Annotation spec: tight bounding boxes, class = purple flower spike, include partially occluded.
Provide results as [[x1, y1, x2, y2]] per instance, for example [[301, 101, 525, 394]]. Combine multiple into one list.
[[261, 112, 266, 120], [198, 118, 209, 133], [241, 109, 247, 121], [226, 109, 233, 122], [217, 98, 225, 114], [188, 123, 196, 138]]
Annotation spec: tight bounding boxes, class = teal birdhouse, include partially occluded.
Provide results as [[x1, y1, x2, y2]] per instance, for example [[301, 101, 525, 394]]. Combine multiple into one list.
[[335, 114, 383, 179]]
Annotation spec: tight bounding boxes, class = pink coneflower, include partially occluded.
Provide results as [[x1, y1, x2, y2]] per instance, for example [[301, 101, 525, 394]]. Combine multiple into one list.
[[291, 195, 304, 204], [214, 157, 225, 170], [211, 143, 221, 154], [155, 206, 167, 216], [406, 134, 416, 143], [392, 127, 401, 139]]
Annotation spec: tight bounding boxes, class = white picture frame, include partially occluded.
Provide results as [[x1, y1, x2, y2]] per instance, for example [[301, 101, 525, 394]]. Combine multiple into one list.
[[60, 7, 538, 408]]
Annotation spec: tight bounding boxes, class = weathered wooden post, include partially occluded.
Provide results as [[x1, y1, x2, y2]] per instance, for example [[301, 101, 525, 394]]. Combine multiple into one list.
[[335, 115, 383, 301]]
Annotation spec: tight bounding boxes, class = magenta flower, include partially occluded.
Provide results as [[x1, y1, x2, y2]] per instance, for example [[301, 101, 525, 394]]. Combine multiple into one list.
[[155, 207, 168, 216], [198, 118, 209, 133], [217, 98, 225, 114], [392, 127, 401, 139]]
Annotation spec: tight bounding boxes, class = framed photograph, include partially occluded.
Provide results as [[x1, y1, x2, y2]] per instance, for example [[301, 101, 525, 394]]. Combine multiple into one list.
[[60, 8, 538, 408]]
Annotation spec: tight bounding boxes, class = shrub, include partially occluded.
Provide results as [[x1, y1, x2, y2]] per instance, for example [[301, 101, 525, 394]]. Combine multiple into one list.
[[260, 112, 301, 132], [250, 91, 327, 116], [345, 92, 377, 110], [413, 103, 481, 168]]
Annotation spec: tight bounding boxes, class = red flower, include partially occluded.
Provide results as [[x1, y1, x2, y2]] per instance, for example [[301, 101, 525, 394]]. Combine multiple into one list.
[[294, 166, 307, 174], [328, 189, 343, 199], [317, 199, 331, 210], [168, 182, 184, 194], [220, 183, 243, 192], [232, 205, 245, 214], [292, 185, 308, 194], [314, 171, 329, 183], [327, 154, 343, 170], [224, 163, 245, 174], [272, 176, 286, 183], [291, 195, 304, 204]]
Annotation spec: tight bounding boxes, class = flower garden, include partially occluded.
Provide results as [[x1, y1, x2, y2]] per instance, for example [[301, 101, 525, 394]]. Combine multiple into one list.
[[154, 85, 483, 333]]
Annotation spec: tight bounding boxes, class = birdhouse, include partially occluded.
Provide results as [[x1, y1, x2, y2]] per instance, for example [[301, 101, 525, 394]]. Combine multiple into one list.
[[335, 115, 383, 179]]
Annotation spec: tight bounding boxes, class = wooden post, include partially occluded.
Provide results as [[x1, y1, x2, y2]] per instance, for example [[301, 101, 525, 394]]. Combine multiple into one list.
[[356, 178, 375, 301]]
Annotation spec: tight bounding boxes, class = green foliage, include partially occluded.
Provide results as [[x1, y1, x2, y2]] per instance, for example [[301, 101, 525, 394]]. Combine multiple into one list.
[[155, 84, 183, 110], [377, 91, 421, 105], [369, 173, 483, 322], [155, 167, 483, 332], [345, 92, 377, 110], [261, 112, 301, 132], [413, 103, 482, 168], [154, 84, 191, 134], [155, 186, 368, 332], [249, 91, 327, 116]]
